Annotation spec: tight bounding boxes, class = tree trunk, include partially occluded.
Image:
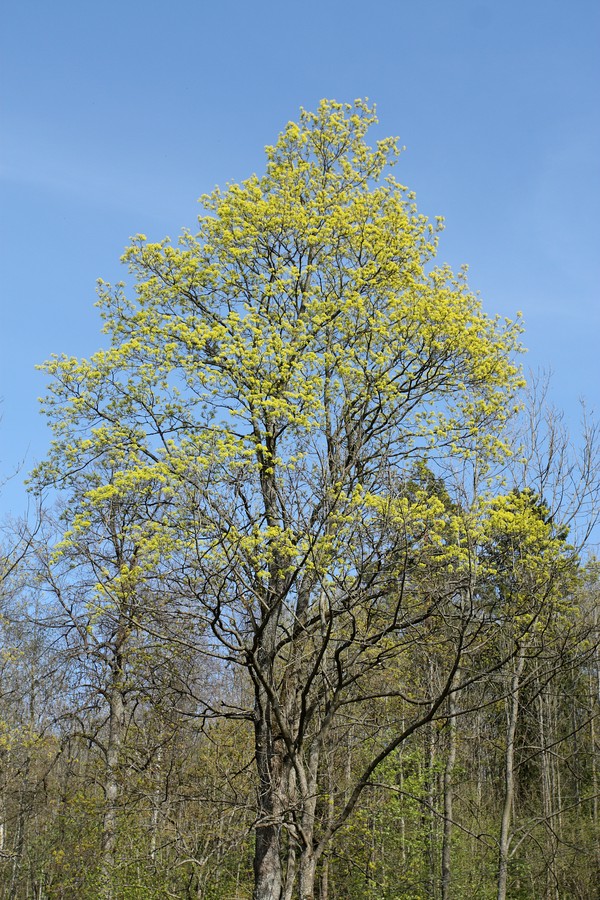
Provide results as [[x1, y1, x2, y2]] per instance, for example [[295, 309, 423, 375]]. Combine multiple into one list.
[[282, 768, 298, 900], [0, 792, 5, 857], [319, 762, 335, 900], [100, 615, 129, 900], [253, 681, 284, 900], [100, 680, 125, 900], [8, 783, 27, 900], [298, 848, 317, 900], [149, 744, 163, 863], [424, 670, 438, 898], [441, 669, 459, 900], [297, 740, 323, 900], [538, 683, 560, 900], [497, 645, 525, 900], [282, 841, 297, 900], [254, 828, 283, 900]]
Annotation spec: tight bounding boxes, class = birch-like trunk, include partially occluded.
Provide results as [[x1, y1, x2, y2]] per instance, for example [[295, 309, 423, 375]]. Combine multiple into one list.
[[149, 744, 163, 863]]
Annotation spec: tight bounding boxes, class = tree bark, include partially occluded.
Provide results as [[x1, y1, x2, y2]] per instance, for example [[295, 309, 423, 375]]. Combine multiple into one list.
[[497, 645, 525, 900], [441, 669, 459, 900], [424, 665, 438, 898], [297, 738, 323, 900], [253, 670, 284, 900], [298, 848, 317, 900], [100, 692, 124, 898], [100, 622, 127, 900]]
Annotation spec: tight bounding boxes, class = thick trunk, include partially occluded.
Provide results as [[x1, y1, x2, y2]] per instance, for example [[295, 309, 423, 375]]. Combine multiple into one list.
[[254, 828, 283, 900], [253, 427, 286, 900], [253, 680, 284, 900]]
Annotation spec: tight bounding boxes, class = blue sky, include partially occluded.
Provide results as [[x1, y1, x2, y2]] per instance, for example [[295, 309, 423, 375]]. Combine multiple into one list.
[[1, 0, 599, 518]]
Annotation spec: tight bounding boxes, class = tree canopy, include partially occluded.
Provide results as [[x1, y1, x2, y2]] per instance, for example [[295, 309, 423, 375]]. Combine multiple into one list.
[[7, 100, 595, 900]]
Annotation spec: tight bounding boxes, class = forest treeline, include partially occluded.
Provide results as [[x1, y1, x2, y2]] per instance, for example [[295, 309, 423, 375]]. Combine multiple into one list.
[[1, 101, 599, 900]]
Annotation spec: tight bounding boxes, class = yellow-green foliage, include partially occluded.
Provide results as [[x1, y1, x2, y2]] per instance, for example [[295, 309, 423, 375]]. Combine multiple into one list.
[[477, 488, 577, 628], [35, 100, 524, 580]]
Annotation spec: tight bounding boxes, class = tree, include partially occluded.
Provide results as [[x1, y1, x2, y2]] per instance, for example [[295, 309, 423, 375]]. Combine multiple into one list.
[[34, 99, 524, 900], [477, 489, 577, 900], [25, 466, 209, 899], [481, 382, 600, 900]]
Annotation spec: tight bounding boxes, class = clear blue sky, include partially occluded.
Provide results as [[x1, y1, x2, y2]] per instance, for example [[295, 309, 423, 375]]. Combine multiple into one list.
[[1, 0, 598, 518]]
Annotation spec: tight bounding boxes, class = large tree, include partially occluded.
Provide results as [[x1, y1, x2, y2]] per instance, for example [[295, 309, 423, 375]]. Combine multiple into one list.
[[34, 100, 524, 899]]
